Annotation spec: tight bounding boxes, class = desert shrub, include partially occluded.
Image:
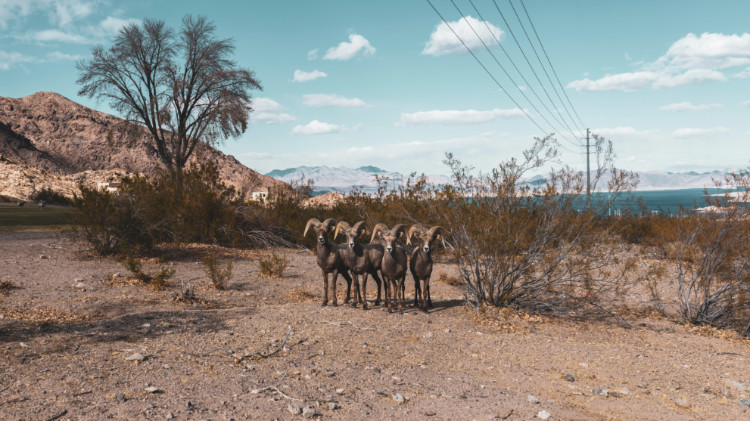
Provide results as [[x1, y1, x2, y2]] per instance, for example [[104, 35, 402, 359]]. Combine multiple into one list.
[[429, 135, 638, 315], [0, 278, 16, 296], [259, 251, 289, 278], [659, 173, 750, 330], [31, 187, 72, 206], [172, 279, 197, 303], [435, 270, 462, 286], [74, 163, 295, 256], [124, 256, 175, 290], [202, 254, 233, 290]]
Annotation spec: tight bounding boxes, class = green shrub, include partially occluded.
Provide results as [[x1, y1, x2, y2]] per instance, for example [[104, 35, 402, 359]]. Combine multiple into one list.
[[259, 251, 289, 278]]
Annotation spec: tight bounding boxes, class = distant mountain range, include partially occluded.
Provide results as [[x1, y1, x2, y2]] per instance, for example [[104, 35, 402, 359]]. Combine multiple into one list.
[[266, 165, 735, 195]]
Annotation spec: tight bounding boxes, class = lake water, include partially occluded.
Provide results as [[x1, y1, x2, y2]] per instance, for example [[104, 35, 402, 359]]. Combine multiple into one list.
[[591, 188, 732, 215]]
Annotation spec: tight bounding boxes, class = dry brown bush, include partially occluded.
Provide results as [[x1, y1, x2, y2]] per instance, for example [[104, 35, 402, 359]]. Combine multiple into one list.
[[202, 254, 233, 290], [259, 251, 289, 279], [434, 270, 461, 286], [123, 257, 175, 290], [0, 278, 16, 296]]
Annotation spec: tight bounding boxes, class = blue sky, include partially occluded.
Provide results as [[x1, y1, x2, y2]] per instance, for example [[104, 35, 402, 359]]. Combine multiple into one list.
[[2, 0, 750, 176]]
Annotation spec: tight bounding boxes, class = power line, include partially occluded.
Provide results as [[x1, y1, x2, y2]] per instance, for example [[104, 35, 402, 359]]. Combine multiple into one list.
[[506, 0, 583, 133], [424, 0, 561, 148], [518, 0, 587, 129], [488, 0, 579, 140], [448, 0, 581, 149], [464, 0, 581, 150]]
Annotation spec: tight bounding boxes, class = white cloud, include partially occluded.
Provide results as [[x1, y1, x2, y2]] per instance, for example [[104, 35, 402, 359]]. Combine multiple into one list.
[[46, 51, 83, 61], [253, 112, 296, 124], [291, 120, 343, 135], [734, 67, 750, 78], [323, 33, 375, 60], [253, 97, 282, 112], [591, 126, 658, 138], [423, 16, 503, 56], [302, 94, 369, 108], [659, 101, 723, 112], [0, 0, 95, 30], [400, 108, 524, 125], [0, 50, 35, 70], [293, 69, 327, 82], [99, 16, 140, 35], [26, 29, 88, 43], [568, 32, 750, 92], [742, 100, 750, 108], [307, 49, 318, 60], [672, 127, 730, 139]]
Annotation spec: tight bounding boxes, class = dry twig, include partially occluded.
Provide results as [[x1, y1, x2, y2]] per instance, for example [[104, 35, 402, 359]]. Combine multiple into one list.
[[191, 327, 293, 364]]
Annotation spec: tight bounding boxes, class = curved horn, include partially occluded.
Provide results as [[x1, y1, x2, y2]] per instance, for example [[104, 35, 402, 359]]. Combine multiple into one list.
[[370, 223, 390, 243], [321, 218, 338, 233], [352, 221, 368, 237], [391, 224, 407, 240], [428, 226, 447, 248], [334, 221, 351, 240], [407, 224, 426, 245], [303, 218, 322, 237]]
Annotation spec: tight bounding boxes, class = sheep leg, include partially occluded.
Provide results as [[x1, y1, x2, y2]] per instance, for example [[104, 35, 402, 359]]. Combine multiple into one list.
[[413, 277, 422, 308], [426, 277, 433, 308], [384, 276, 392, 313], [397, 276, 405, 313], [341, 269, 353, 304], [330, 270, 339, 307], [321, 270, 329, 307], [374, 272, 382, 306], [350, 273, 360, 308], [361, 272, 369, 310]]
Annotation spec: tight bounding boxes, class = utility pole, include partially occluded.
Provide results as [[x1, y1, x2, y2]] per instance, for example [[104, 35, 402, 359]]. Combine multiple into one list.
[[586, 128, 591, 206]]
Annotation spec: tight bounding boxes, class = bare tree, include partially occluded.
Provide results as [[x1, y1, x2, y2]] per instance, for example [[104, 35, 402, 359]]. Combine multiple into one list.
[[77, 15, 262, 171]]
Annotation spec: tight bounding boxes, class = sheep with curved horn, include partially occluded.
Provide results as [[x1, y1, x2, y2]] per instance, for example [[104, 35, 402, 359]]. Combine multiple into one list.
[[334, 220, 384, 310], [303, 217, 353, 306], [371, 223, 408, 313], [408, 224, 447, 311]]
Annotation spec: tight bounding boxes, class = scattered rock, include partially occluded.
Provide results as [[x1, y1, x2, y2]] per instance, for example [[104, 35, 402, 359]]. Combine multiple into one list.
[[564, 374, 575, 382], [165, 412, 174, 419], [144, 387, 161, 394], [675, 398, 691, 409], [74, 282, 87, 289], [528, 394, 539, 404], [19, 342, 29, 348], [288, 403, 302, 415], [537, 410, 551, 419], [302, 405, 315, 418], [115, 393, 126, 403], [391, 393, 405, 404], [39, 254, 47, 259], [113, 272, 122, 278], [740, 399, 750, 408], [725, 379, 748, 392], [125, 353, 145, 362], [579, 362, 588, 367], [335, 388, 344, 394], [592, 388, 606, 396], [609, 391, 623, 399], [328, 402, 338, 410], [445, 328, 451, 333], [424, 332, 433, 338]]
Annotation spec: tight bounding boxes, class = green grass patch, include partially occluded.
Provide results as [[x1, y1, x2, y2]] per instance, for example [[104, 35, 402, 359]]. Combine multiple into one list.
[[0, 204, 78, 227]]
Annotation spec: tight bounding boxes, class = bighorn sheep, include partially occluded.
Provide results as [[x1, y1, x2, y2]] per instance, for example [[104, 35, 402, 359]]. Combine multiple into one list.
[[407, 225, 447, 311], [334, 221, 384, 310], [370, 223, 408, 312], [303, 218, 353, 306]]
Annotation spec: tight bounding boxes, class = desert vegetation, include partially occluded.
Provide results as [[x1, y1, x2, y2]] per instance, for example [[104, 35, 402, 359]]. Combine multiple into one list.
[[67, 134, 750, 337]]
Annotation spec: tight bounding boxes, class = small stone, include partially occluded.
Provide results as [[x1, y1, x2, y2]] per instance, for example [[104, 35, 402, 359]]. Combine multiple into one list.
[[115, 393, 126, 403], [392, 393, 405, 404], [725, 379, 748, 392], [19, 342, 29, 348], [288, 403, 302, 415], [142, 323, 151, 328], [336, 388, 344, 394], [302, 405, 315, 418], [527, 394, 539, 404], [144, 386, 161, 393], [578, 362, 588, 367], [328, 402, 338, 410], [39, 254, 47, 259], [424, 332, 433, 338], [392, 376, 402, 382], [165, 413, 174, 419], [114, 272, 122, 278], [592, 388, 605, 396], [740, 399, 750, 407], [564, 374, 575, 382], [125, 353, 145, 362], [250, 389, 260, 394], [675, 398, 691, 409], [609, 391, 623, 398], [75, 282, 87, 289], [537, 410, 551, 419], [445, 328, 451, 333]]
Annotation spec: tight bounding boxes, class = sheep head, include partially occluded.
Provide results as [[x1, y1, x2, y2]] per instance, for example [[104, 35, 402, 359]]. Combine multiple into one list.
[[304, 218, 338, 244], [372, 223, 406, 253], [335, 220, 368, 249], [409, 224, 447, 253]]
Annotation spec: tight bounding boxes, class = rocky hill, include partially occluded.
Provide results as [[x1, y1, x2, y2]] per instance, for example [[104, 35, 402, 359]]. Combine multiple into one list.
[[0, 92, 284, 200]]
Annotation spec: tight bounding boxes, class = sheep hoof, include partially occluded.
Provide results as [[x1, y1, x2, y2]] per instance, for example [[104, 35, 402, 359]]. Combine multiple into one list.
[[350, 303, 357, 308], [321, 301, 328, 307], [331, 301, 338, 307], [362, 303, 369, 310]]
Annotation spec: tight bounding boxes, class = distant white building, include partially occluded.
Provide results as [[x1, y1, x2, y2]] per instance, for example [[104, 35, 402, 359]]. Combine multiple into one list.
[[251, 189, 269, 203], [96, 182, 121, 193]]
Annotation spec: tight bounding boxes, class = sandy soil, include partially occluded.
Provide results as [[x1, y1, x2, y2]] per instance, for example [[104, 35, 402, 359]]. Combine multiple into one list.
[[1, 230, 749, 420]]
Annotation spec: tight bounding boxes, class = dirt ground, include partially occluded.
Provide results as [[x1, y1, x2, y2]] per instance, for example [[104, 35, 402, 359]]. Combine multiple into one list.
[[1, 230, 749, 420]]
